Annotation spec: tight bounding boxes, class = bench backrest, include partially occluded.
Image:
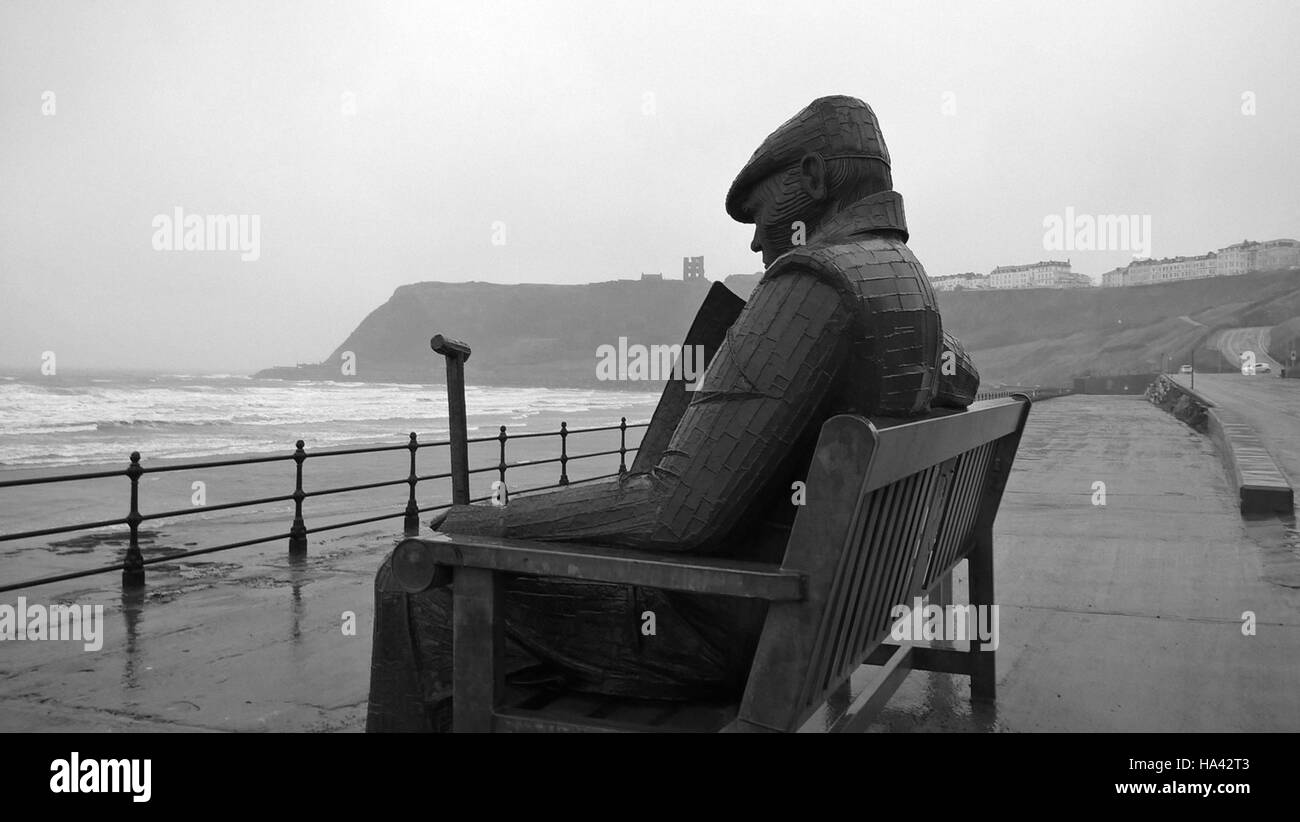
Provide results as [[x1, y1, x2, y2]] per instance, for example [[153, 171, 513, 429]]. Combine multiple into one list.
[[736, 397, 1031, 732]]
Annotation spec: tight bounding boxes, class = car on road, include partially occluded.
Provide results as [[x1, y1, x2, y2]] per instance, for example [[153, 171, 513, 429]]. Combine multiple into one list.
[[1179, 364, 1193, 374], [1255, 362, 1271, 374]]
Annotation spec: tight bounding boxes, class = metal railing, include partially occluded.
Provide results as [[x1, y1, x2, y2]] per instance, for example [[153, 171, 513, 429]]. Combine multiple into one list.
[[5, 335, 1075, 594], [0, 335, 647, 594], [1071, 366, 1162, 378]]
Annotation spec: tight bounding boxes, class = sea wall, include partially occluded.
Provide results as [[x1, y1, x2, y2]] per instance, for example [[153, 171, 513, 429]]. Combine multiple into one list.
[[1144, 374, 1210, 432]]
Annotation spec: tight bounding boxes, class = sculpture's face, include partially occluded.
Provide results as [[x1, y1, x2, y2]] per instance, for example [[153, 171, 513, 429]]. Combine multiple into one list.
[[742, 167, 822, 267]]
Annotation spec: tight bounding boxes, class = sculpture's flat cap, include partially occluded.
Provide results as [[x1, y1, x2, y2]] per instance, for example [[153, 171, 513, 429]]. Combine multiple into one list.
[[726, 95, 891, 222]]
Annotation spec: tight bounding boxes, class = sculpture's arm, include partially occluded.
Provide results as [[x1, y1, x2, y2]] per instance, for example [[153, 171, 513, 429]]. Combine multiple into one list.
[[935, 328, 980, 408], [436, 272, 854, 552]]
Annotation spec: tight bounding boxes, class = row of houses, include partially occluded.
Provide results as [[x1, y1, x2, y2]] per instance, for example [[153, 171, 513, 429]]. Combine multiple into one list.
[[1100, 239, 1300, 287], [931, 260, 1093, 291], [931, 238, 1300, 292]]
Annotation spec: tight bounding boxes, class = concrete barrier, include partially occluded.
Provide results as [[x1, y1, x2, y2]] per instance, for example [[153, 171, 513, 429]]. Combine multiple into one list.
[[1205, 408, 1294, 515], [1146, 374, 1293, 515]]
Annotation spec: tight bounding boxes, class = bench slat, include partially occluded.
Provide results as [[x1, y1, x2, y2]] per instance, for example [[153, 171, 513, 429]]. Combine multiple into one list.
[[418, 533, 805, 601], [835, 476, 908, 690], [864, 398, 1024, 488]]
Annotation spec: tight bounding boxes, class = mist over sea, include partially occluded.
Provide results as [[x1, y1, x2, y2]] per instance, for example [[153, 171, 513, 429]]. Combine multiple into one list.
[[0, 374, 660, 469]]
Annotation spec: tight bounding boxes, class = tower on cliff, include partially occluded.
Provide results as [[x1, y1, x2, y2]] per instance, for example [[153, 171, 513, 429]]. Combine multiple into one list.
[[683, 256, 705, 281]]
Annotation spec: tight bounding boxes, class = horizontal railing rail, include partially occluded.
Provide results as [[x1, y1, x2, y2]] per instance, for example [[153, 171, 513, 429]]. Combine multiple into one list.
[[1073, 367, 1162, 378], [0, 417, 647, 594]]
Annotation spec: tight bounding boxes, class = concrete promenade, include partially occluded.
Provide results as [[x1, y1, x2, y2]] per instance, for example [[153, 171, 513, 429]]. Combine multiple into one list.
[[2, 395, 1298, 732]]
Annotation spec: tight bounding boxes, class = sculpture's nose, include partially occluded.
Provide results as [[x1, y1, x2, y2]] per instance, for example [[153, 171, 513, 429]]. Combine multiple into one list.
[[750, 225, 763, 254]]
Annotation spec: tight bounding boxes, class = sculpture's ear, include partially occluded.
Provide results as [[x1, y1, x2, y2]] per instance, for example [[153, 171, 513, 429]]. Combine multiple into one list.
[[798, 152, 828, 201]]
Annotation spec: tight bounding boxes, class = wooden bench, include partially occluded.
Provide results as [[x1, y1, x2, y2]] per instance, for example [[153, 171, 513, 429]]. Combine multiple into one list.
[[389, 394, 1032, 732]]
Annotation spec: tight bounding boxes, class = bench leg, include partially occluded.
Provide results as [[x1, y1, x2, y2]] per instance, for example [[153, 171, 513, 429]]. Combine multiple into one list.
[[934, 572, 953, 609], [453, 567, 503, 732], [966, 529, 996, 702]]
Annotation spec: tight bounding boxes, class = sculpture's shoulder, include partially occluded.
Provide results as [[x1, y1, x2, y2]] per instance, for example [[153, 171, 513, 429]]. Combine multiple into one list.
[[760, 234, 933, 303]]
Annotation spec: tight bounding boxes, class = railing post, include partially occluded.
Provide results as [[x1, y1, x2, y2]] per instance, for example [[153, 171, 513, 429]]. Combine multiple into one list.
[[497, 426, 508, 490], [559, 421, 569, 486], [289, 439, 307, 555], [404, 432, 420, 536], [123, 451, 145, 589], [432, 334, 472, 506], [618, 417, 628, 476]]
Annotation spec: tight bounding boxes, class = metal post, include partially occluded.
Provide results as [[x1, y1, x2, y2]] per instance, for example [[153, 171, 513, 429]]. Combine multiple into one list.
[[618, 417, 627, 476], [432, 334, 472, 506], [559, 421, 569, 486], [404, 432, 420, 535], [123, 452, 145, 589], [497, 426, 508, 489], [290, 440, 307, 555]]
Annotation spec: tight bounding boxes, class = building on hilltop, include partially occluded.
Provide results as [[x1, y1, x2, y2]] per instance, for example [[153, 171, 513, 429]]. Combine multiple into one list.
[[1101, 266, 1129, 287], [975, 236, 1297, 290], [988, 260, 1079, 289], [930, 272, 989, 291], [1216, 241, 1258, 277], [1056, 271, 1095, 288], [1256, 239, 1300, 271], [640, 272, 663, 281], [683, 256, 706, 281], [1215, 239, 1300, 277], [1103, 238, 1299, 286], [1126, 252, 1218, 285]]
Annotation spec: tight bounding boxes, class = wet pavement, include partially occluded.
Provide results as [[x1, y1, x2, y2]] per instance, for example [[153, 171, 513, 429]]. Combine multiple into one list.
[[846, 394, 1300, 732], [0, 528, 389, 732], [2, 394, 1298, 732]]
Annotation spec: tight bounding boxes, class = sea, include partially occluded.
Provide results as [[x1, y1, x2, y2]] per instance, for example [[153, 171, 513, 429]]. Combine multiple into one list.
[[0, 373, 661, 469]]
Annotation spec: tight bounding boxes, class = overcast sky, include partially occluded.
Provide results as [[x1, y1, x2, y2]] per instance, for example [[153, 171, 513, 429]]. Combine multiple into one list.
[[2, 0, 1297, 372]]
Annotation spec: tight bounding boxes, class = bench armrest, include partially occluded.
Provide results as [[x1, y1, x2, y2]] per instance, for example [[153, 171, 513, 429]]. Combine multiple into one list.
[[392, 533, 805, 601]]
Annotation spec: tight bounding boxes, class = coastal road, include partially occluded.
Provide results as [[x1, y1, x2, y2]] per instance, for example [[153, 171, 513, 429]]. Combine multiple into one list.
[[1173, 371, 1300, 491], [1213, 326, 1282, 370]]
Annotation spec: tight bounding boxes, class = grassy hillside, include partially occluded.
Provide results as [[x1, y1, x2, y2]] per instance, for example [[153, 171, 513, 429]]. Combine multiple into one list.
[[259, 279, 714, 387], [935, 269, 1300, 385], [1268, 317, 1300, 366], [256, 268, 1300, 389]]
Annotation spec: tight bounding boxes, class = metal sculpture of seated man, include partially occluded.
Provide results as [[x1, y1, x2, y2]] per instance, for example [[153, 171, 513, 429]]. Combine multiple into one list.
[[367, 95, 980, 731]]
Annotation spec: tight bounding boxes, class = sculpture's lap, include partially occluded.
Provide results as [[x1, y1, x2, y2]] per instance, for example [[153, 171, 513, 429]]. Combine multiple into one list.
[[366, 552, 767, 732]]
